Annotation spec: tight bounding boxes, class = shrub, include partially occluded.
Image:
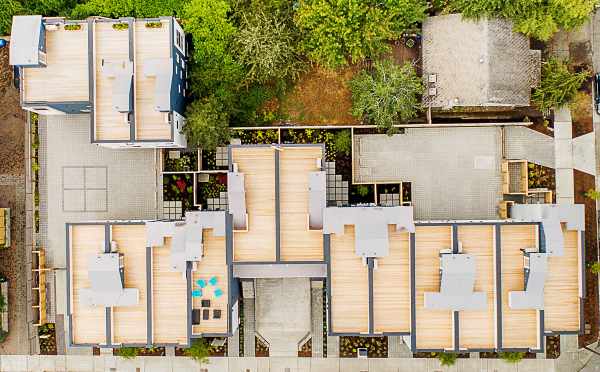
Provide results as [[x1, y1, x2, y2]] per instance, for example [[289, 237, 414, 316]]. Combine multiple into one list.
[[294, 0, 427, 68], [350, 60, 423, 134], [589, 261, 600, 274], [447, 0, 597, 41], [0, 292, 5, 313], [356, 185, 370, 197], [185, 339, 211, 363], [116, 347, 140, 359], [532, 58, 589, 112], [0, 0, 25, 36], [145, 21, 162, 28], [63, 24, 82, 31], [585, 188, 600, 200], [234, 11, 305, 84], [436, 352, 457, 366], [0, 330, 8, 343], [112, 23, 129, 30], [500, 351, 525, 363], [183, 97, 231, 151], [334, 130, 352, 156]]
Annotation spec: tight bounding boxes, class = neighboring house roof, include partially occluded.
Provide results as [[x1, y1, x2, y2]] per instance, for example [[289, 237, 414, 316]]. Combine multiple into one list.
[[422, 14, 541, 109], [9, 15, 42, 66]]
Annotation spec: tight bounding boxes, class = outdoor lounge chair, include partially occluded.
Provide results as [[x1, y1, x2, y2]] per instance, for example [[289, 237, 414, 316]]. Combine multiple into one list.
[[201, 299, 211, 307], [202, 309, 210, 320], [213, 309, 222, 319]]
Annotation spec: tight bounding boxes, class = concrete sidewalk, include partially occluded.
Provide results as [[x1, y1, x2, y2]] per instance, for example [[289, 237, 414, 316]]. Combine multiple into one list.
[[0, 355, 559, 372]]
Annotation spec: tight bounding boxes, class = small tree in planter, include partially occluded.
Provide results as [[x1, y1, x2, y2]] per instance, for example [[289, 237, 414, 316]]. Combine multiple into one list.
[[499, 351, 525, 363], [185, 339, 211, 364]]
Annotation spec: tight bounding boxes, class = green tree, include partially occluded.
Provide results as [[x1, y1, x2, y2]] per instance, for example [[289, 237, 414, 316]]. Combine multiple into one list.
[[589, 261, 600, 274], [585, 188, 600, 200], [183, 97, 230, 151], [500, 351, 525, 363], [234, 11, 305, 84], [532, 58, 589, 112], [350, 60, 423, 134], [436, 352, 457, 366], [116, 347, 140, 359], [0, 0, 25, 36], [181, 0, 245, 106], [185, 339, 211, 364], [447, 0, 598, 41], [0, 330, 7, 343], [294, 0, 427, 68]]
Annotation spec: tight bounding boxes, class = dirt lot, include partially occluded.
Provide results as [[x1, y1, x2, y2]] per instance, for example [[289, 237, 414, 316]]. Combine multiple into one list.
[[0, 45, 31, 354]]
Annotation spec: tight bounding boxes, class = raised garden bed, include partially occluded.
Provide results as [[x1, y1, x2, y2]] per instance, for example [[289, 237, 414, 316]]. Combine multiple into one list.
[[231, 129, 279, 145], [280, 128, 336, 161], [340, 336, 387, 358], [546, 335, 560, 359], [175, 338, 226, 356], [163, 173, 197, 216], [256, 336, 269, 357], [413, 352, 469, 358], [113, 346, 166, 357], [298, 338, 311, 357], [350, 184, 375, 205], [528, 163, 555, 190], [195, 173, 227, 210], [479, 351, 536, 359], [322, 287, 327, 357], [38, 323, 57, 355], [575, 169, 599, 347], [163, 149, 198, 172]]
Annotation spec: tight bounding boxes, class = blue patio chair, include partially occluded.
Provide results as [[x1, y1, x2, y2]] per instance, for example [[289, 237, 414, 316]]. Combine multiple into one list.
[[214, 288, 223, 298], [208, 276, 218, 286], [191, 289, 202, 297], [196, 279, 207, 288]]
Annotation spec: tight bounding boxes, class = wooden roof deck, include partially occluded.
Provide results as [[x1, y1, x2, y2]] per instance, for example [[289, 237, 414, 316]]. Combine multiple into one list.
[[500, 224, 539, 349], [111, 225, 147, 344], [192, 229, 228, 335], [279, 147, 324, 262], [70, 225, 106, 345], [94, 22, 131, 141], [414, 225, 454, 350], [232, 147, 276, 262], [330, 226, 369, 334], [23, 24, 89, 103], [457, 225, 496, 349], [152, 238, 187, 344], [544, 229, 581, 332], [134, 20, 172, 141], [373, 228, 410, 333]]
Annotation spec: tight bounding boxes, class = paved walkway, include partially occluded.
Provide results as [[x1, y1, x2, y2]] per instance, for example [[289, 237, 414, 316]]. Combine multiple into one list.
[[310, 283, 323, 358], [0, 355, 561, 372], [255, 279, 311, 357], [504, 126, 555, 168]]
